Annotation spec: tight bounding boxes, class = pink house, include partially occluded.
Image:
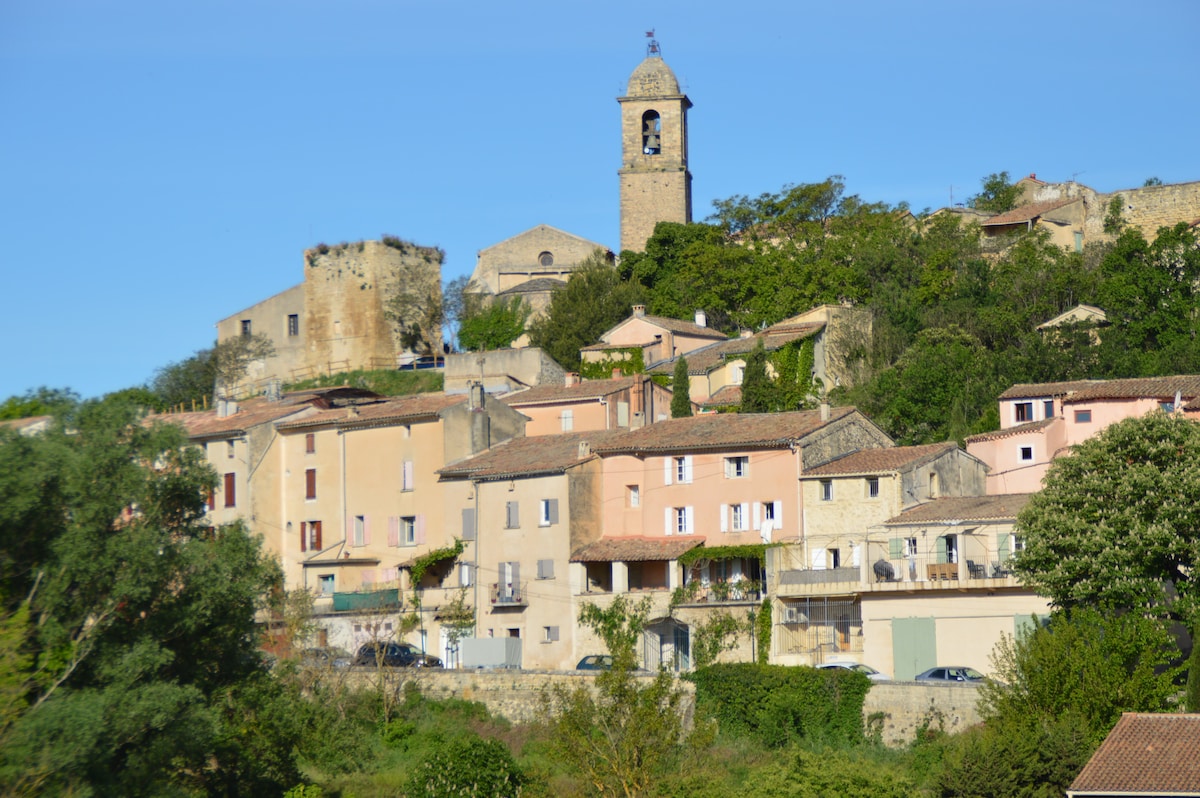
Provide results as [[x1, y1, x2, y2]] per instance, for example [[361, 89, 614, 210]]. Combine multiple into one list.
[[580, 305, 726, 371], [500, 373, 680, 435], [968, 375, 1200, 494]]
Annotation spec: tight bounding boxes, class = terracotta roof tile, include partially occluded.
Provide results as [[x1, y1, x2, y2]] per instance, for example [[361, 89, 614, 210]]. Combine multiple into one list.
[[571, 536, 705, 562], [965, 418, 1057, 444], [438, 430, 630, 481], [885, 494, 1034, 525], [497, 277, 566, 296], [803, 442, 959, 477], [649, 323, 823, 375], [161, 397, 320, 438], [982, 198, 1076, 226], [700, 385, 742, 408], [1068, 713, 1200, 795], [635, 314, 727, 339], [500, 377, 638, 406], [275, 393, 467, 431], [999, 381, 1101, 400], [1064, 375, 1200, 403], [592, 407, 862, 454]]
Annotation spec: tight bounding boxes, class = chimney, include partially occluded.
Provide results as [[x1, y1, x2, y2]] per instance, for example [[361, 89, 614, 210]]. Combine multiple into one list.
[[468, 381, 485, 411], [820, 401, 830, 422], [612, 368, 623, 380], [632, 304, 646, 318], [694, 309, 707, 328], [564, 372, 579, 387], [577, 441, 591, 458]]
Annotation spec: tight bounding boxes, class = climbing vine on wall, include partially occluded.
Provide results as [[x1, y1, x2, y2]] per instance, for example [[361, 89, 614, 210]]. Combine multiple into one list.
[[410, 538, 466, 586], [580, 347, 645, 380]]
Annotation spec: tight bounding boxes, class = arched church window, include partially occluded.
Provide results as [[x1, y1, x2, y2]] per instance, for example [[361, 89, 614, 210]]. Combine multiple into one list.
[[642, 111, 662, 155], [538, 251, 554, 267]]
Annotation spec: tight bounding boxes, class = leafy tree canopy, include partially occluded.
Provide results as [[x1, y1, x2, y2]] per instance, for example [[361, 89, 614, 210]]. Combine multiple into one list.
[[1014, 411, 1200, 630], [969, 170, 1022, 213], [457, 295, 530, 352], [0, 387, 78, 421]]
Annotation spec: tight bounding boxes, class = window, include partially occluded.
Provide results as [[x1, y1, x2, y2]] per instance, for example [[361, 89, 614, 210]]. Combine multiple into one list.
[[318, 574, 334, 595], [731, 503, 747, 532], [1011, 534, 1026, 555], [905, 537, 918, 557], [287, 313, 299, 336], [561, 409, 573, 432], [759, 500, 782, 531], [1074, 231, 1084, 253], [669, 506, 694, 535], [866, 477, 879, 498], [505, 501, 520, 529], [305, 433, 315, 454], [1161, 401, 1176, 413], [401, 460, 414, 491], [820, 480, 833, 501], [543, 625, 560, 643], [226, 440, 235, 459], [1014, 402, 1033, 423], [353, 515, 366, 547], [1074, 409, 1092, 423], [674, 456, 693, 484], [725, 456, 748, 478], [223, 473, 236, 508], [240, 319, 252, 336], [929, 472, 940, 498], [301, 520, 322, 552], [827, 548, 841, 569], [459, 562, 473, 587], [1019, 445, 1034, 462], [536, 559, 555, 579], [539, 499, 558, 527], [305, 468, 317, 500], [538, 251, 554, 267], [1043, 400, 1054, 419], [641, 110, 662, 154], [729, 364, 744, 385], [627, 485, 640, 507], [402, 516, 416, 546]]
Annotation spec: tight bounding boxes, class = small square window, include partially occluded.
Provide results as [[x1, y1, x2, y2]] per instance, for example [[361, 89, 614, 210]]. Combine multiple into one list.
[[1043, 400, 1054, 418], [319, 574, 334, 595], [867, 477, 879, 498], [539, 499, 558, 527], [1019, 446, 1034, 462], [820, 480, 833, 501], [240, 319, 252, 337], [725, 456, 748, 478], [1014, 402, 1033, 423], [1074, 409, 1092, 423], [543, 625, 560, 643], [305, 433, 315, 454]]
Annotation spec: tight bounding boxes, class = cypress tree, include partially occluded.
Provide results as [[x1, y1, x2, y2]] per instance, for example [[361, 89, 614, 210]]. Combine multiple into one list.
[[671, 356, 692, 418]]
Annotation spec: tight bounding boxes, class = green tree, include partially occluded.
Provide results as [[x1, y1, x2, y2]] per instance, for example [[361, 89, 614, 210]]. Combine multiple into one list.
[[969, 171, 1022, 213], [1014, 412, 1200, 635], [545, 596, 686, 797], [406, 736, 525, 798], [457, 295, 530, 351], [671, 356, 692, 418], [0, 394, 296, 795], [740, 339, 774, 413], [528, 252, 647, 371], [0, 387, 78, 421]]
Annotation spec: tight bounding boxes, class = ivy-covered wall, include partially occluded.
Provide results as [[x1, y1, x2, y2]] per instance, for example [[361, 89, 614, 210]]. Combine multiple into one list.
[[580, 347, 645, 380]]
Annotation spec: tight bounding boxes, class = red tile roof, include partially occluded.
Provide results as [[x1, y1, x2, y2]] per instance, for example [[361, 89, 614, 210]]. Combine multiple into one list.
[[982, 198, 1076, 227], [632, 314, 728, 339], [699, 385, 742, 408], [438, 430, 629, 481], [999, 381, 1100, 400], [649, 322, 824, 375], [965, 417, 1057, 444], [885, 494, 1033, 525], [803, 442, 959, 477], [571, 536, 705, 562], [999, 376, 1200, 404], [593, 407, 863, 454], [500, 377, 638, 406], [162, 397, 319, 439], [1068, 713, 1200, 796], [275, 393, 468, 431]]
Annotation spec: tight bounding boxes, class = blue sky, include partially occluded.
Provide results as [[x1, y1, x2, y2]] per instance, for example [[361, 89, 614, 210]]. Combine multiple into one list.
[[3, 0, 1198, 401]]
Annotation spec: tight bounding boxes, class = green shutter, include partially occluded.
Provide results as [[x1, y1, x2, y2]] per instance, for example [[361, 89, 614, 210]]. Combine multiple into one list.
[[936, 536, 948, 564], [889, 538, 903, 558], [997, 533, 1011, 564]]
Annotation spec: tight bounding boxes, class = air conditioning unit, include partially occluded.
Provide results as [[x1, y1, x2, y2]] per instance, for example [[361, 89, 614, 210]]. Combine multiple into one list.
[[783, 606, 807, 624]]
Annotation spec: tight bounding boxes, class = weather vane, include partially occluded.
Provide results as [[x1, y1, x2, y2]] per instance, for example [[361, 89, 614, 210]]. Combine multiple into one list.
[[645, 29, 659, 57]]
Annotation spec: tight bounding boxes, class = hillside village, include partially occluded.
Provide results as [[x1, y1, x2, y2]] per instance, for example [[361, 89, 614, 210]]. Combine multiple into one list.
[[164, 40, 1200, 684]]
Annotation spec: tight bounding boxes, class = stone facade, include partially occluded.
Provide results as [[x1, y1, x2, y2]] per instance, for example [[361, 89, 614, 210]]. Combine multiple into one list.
[[217, 238, 443, 395], [1017, 174, 1200, 245], [618, 43, 692, 254], [469, 224, 609, 298]]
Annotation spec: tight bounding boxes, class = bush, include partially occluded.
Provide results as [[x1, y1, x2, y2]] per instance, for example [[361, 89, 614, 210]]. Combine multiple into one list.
[[405, 737, 525, 798]]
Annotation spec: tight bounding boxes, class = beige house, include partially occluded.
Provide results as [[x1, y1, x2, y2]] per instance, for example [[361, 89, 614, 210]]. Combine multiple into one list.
[[967, 375, 1200, 494], [442, 347, 566, 395], [264, 387, 526, 657], [438, 430, 626, 669], [581, 305, 726, 374], [500, 373, 679, 435]]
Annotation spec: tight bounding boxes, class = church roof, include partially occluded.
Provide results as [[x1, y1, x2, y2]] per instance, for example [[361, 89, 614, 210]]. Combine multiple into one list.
[[626, 56, 681, 97]]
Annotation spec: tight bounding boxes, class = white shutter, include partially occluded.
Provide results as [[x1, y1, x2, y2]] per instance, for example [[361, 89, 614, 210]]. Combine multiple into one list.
[[665, 507, 673, 536], [685, 506, 694, 534], [773, 501, 783, 525], [812, 548, 827, 570], [663, 459, 672, 486], [683, 457, 694, 483], [739, 503, 749, 531], [720, 504, 729, 533], [402, 460, 414, 491], [388, 516, 399, 547], [752, 502, 761, 531], [852, 543, 861, 567], [416, 514, 426, 544]]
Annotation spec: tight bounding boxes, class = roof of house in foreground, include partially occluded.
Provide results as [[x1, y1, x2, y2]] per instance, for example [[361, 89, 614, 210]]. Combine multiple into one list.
[[885, 493, 1034, 525], [592, 406, 862, 455], [803, 442, 960, 478], [1067, 713, 1200, 797]]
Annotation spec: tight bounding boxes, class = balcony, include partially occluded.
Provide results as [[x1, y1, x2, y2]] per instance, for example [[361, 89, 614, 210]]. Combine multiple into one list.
[[772, 556, 1020, 598], [673, 579, 763, 607], [331, 588, 401, 612], [490, 581, 527, 607]]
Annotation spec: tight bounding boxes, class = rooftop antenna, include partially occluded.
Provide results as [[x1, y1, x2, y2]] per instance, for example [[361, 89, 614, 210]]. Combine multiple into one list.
[[645, 29, 660, 57]]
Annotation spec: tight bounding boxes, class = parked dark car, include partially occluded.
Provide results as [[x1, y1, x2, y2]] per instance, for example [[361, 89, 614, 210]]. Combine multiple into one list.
[[914, 666, 985, 682], [301, 646, 353, 670], [575, 655, 614, 671], [816, 662, 891, 681], [354, 641, 442, 668]]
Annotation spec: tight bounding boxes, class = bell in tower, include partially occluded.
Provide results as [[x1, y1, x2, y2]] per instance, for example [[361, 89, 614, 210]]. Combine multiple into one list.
[[642, 112, 662, 155]]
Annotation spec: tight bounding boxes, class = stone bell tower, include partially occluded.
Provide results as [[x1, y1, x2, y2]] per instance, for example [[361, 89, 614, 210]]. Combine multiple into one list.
[[618, 35, 692, 254]]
